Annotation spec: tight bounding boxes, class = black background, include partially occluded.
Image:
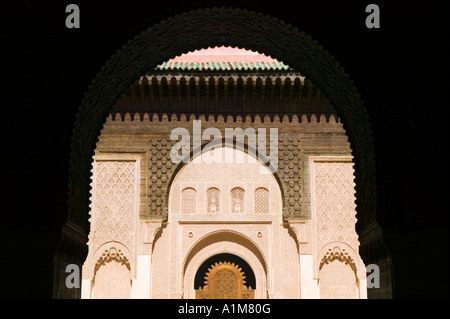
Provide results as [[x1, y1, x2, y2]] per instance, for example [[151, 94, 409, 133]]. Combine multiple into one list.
[[3, 0, 448, 299]]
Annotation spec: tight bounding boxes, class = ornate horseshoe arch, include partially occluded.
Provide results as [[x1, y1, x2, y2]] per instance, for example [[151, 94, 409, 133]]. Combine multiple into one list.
[[182, 230, 268, 299], [53, 7, 391, 298]]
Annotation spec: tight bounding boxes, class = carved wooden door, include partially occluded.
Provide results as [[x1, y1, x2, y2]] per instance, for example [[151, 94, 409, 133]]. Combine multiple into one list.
[[195, 261, 254, 299]]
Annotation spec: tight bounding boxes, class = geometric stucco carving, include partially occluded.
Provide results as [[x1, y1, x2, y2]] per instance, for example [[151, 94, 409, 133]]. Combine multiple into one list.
[[310, 157, 365, 279], [254, 187, 269, 214], [89, 160, 138, 254], [182, 187, 197, 214], [311, 158, 359, 251]]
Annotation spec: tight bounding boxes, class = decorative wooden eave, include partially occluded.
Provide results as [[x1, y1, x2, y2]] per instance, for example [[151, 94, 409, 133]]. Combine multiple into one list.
[[112, 46, 336, 121], [112, 72, 336, 122]]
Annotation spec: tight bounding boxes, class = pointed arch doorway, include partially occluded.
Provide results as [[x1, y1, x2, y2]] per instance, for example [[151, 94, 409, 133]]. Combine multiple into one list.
[[195, 253, 256, 299]]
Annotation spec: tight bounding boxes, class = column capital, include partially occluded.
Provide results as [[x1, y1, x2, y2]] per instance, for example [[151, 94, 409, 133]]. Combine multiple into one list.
[[139, 220, 164, 255], [287, 221, 312, 255]]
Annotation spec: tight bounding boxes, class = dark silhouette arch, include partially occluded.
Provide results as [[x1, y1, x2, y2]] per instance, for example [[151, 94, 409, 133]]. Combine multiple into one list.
[[53, 7, 391, 298]]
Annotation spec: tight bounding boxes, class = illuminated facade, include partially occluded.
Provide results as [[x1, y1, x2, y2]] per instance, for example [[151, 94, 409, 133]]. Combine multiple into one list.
[[80, 47, 367, 299]]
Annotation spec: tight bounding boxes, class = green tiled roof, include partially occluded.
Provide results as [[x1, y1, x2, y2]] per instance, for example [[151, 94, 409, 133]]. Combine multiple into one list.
[[155, 61, 290, 71]]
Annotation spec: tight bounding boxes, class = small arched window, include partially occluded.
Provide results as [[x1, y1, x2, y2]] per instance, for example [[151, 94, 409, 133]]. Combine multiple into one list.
[[254, 187, 269, 214], [230, 187, 245, 214], [182, 187, 197, 214], [207, 188, 220, 213]]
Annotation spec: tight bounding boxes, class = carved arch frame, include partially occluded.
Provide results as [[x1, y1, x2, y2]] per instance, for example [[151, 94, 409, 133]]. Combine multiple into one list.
[[182, 230, 269, 299], [316, 241, 366, 280]]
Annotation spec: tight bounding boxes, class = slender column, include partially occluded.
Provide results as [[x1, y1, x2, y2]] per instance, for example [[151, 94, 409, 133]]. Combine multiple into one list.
[[132, 221, 162, 299], [359, 279, 368, 299], [81, 279, 92, 299], [299, 254, 316, 298], [133, 249, 152, 298], [290, 221, 318, 299]]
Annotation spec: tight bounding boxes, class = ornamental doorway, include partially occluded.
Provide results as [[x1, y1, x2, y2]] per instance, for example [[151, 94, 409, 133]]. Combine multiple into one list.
[[195, 253, 256, 299]]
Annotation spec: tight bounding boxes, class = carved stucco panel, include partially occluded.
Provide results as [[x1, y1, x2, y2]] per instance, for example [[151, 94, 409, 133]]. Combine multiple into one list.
[[89, 159, 139, 262]]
